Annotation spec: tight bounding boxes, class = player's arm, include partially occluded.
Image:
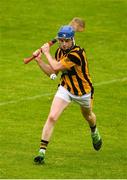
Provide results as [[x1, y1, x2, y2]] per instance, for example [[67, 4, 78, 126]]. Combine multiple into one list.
[[44, 53, 66, 71], [41, 43, 75, 71], [33, 50, 57, 76]]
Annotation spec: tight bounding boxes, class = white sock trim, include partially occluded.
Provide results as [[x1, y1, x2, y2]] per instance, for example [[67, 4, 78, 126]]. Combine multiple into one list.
[[39, 149, 46, 154]]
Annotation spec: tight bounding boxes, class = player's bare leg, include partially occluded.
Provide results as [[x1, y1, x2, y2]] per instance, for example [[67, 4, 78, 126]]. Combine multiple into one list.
[[80, 106, 102, 151], [34, 96, 70, 164], [42, 97, 70, 141], [80, 106, 96, 127]]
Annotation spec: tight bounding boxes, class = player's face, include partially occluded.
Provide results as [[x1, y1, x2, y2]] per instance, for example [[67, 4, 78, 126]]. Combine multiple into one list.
[[58, 38, 73, 51]]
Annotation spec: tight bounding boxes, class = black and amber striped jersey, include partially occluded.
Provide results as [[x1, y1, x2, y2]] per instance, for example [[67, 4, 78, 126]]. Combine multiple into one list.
[[55, 45, 94, 97]]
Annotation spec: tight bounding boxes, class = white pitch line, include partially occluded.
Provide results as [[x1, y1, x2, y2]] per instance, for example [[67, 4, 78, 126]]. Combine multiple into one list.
[[94, 77, 127, 86], [0, 77, 126, 107], [0, 93, 54, 106]]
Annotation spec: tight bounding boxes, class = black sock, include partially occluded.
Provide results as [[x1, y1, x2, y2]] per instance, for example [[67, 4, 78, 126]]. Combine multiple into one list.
[[90, 125, 96, 133], [40, 139, 49, 151]]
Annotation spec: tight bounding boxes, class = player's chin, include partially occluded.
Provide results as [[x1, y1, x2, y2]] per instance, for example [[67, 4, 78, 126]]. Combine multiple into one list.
[[61, 46, 68, 51]]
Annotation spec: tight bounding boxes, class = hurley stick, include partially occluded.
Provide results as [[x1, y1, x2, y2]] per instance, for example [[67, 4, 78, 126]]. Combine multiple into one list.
[[23, 17, 85, 64]]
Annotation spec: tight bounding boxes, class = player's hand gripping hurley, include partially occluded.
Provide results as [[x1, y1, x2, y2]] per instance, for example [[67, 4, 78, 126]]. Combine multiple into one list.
[[23, 17, 85, 64], [24, 39, 57, 64]]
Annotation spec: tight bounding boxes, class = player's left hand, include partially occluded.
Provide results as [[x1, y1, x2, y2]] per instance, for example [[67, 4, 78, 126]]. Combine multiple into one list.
[[33, 49, 41, 57], [41, 43, 50, 55], [33, 49, 42, 62]]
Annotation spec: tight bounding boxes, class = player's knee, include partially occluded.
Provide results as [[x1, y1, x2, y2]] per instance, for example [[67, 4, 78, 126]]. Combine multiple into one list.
[[48, 114, 57, 123]]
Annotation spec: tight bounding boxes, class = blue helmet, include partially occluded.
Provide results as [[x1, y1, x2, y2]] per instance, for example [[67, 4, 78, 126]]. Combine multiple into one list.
[[57, 25, 75, 39]]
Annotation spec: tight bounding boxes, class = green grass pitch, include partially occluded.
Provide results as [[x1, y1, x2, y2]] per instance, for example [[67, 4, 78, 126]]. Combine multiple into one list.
[[0, 0, 127, 178]]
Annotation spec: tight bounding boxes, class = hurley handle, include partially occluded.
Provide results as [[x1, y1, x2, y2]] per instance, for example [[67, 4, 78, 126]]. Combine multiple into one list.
[[24, 38, 57, 64]]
